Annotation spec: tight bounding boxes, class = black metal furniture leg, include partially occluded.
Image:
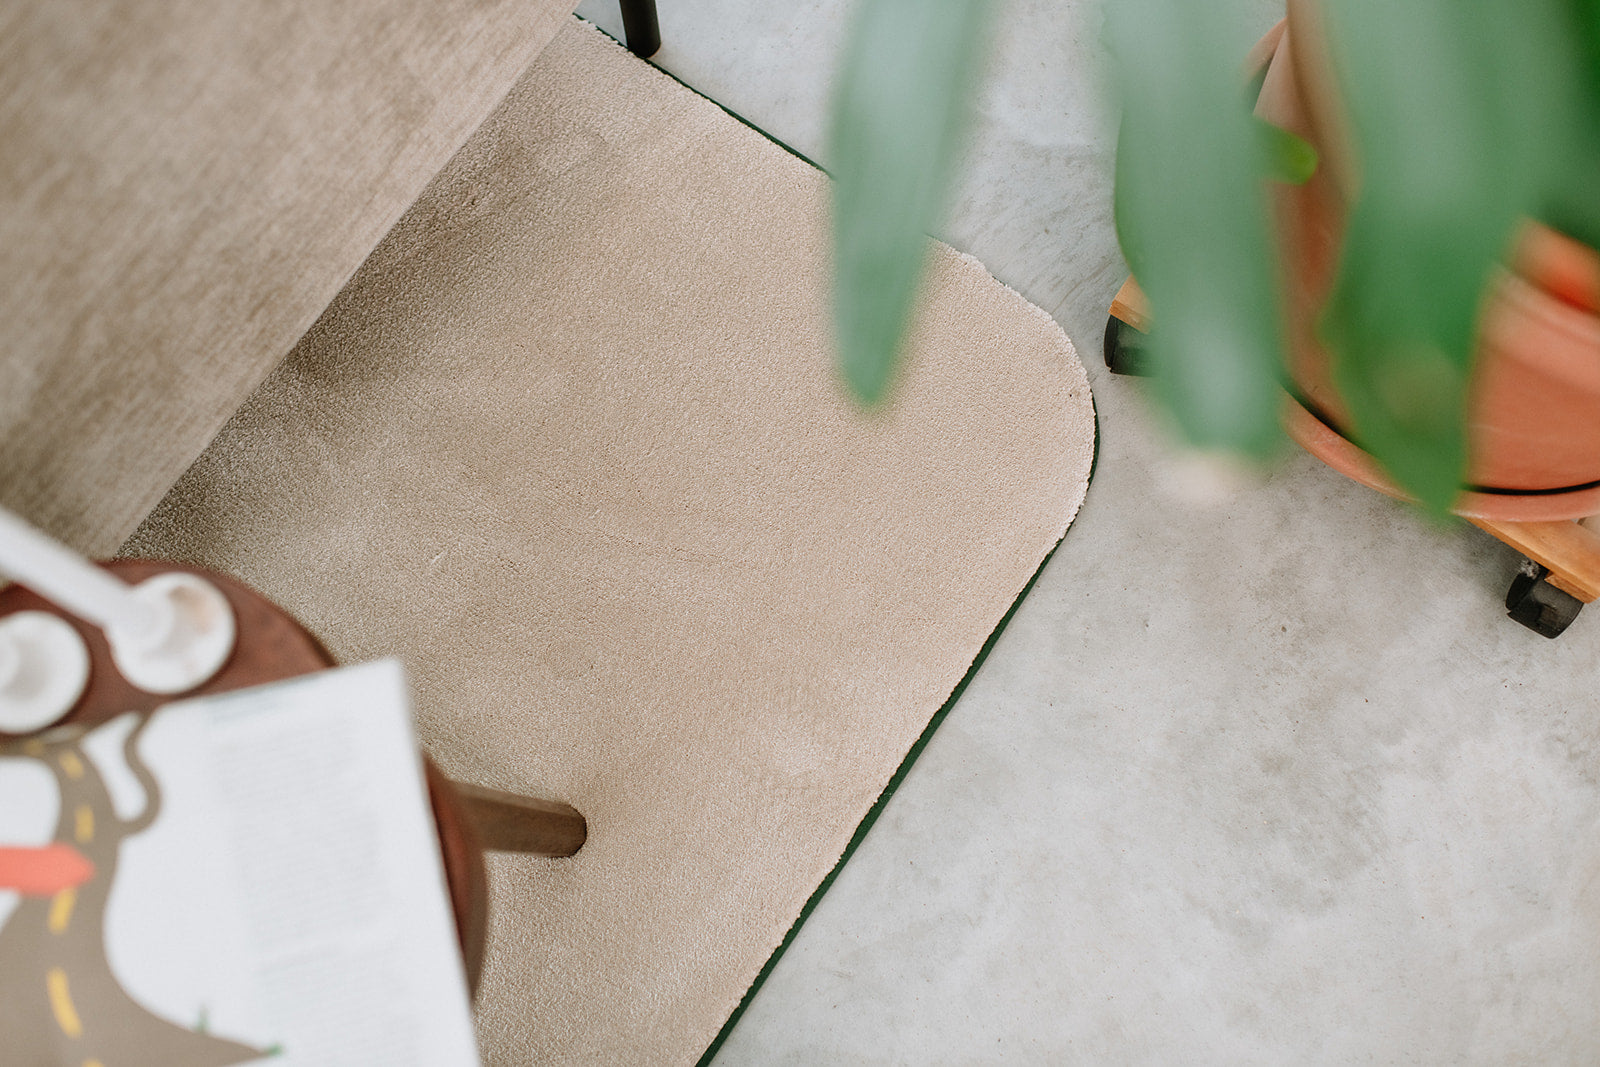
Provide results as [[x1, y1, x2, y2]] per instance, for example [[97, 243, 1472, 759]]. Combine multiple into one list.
[[619, 0, 661, 58]]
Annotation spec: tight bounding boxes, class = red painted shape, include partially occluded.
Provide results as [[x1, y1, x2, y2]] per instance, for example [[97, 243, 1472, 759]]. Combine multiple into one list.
[[0, 843, 95, 896]]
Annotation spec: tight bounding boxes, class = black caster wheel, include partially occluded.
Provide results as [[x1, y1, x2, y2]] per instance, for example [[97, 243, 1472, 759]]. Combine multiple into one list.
[[1104, 313, 1153, 376], [1506, 562, 1584, 638]]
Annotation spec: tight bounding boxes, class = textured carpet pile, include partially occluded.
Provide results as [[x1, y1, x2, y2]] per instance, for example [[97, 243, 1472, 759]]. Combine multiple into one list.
[[126, 20, 1096, 1064]]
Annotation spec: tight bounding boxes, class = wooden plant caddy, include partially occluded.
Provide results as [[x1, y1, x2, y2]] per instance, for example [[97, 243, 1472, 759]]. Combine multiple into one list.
[[1105, 277, 1600, 638]]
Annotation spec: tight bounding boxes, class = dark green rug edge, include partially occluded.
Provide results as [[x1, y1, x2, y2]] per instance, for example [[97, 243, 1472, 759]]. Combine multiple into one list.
[[576, 14, 825, 173], [696, 407, 1103, 1065]]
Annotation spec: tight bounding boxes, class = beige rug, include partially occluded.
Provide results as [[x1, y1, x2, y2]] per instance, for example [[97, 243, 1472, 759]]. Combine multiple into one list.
[[125, 19, 1095, 1065]]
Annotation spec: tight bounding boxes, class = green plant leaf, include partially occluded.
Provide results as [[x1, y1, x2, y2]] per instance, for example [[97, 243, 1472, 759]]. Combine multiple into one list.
[[1254, 118, 1318, 186], [1575, 0, 1600, 91], [1317, 0, 1588, 513], [1107, 0, 1287, 459], [1540, 0, 1600, 248], [828, 0, 994, 405], [1541, 138, 1600, 250], [1113, 118, 1314, 283]]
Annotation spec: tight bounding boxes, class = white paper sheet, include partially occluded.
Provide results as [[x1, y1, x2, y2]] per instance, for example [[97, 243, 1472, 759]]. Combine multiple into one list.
[[0, 660, 480, 1066]]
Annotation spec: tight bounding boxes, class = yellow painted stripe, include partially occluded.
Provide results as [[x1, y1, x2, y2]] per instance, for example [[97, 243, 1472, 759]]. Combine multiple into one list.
[[84, 1060, 105, 1067], [46, 967, 82, 1038], [59, 751, 85, 779], [74, 805, 93, 844], [48, 888, 76, 934]]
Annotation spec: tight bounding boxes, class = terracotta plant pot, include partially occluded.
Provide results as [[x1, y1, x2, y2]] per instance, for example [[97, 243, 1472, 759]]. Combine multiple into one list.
[[1258, 3, 1600, 521]]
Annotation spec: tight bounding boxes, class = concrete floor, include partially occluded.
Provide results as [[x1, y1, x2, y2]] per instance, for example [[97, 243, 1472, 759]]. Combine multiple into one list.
[[579, 2, 1600, 1062]]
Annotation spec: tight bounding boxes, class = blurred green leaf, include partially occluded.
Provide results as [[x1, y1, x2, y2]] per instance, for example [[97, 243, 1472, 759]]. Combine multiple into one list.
[[1317, 0, 1588, 513], [1111, 122, 1151, 282], [1542, 141, 1600, 250], [1107, 0, 1286, 458], [1575, 0, 1600, 89], [1541, 0, 1600, 247], [829, 0, 994, 405], [1112, 117, 1314, 283], [1254, 119, 1318, 186]]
